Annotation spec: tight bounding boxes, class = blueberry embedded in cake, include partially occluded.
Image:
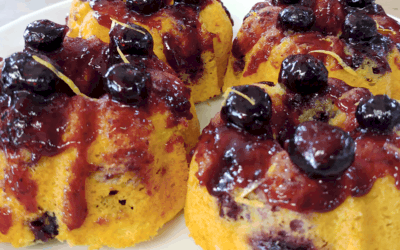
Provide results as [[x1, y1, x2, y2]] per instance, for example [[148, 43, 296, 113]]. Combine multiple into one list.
[[187, 54, 400, 250], [0, 19, 199, 249]]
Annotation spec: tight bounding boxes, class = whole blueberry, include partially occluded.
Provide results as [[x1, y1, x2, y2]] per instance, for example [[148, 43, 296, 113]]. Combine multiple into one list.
[[278, 6, 315, 32], [288, 121, 355, 178], [1, 52, 58, 96], [110, 23, 154, 56], [279, 54, 328, 94], [221, 85, 272, 135], [342, 12, 377, 43], [356, 95, 400, 133], [345, 0, 374, 8], [23, 20, 68, 52], [126, 0, 164, 15], [369, 35, 391, 57], [174, 0, 201, 5], [104, 63, 149, 105], [276, 0, 301, 4]]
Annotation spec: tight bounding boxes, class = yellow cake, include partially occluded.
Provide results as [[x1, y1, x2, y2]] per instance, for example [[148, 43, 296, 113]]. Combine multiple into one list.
[[0, 19, 199, 249], [68, 0, 233, 103], [187, 54, 400, 249], [223, 0, 400, 100]]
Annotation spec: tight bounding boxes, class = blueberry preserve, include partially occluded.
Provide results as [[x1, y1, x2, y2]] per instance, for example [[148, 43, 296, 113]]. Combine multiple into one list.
[[231, 0, 400, 76], [196, 78, 400, 215], [79, 0, 226, 84], [0, 25, 193, 233]]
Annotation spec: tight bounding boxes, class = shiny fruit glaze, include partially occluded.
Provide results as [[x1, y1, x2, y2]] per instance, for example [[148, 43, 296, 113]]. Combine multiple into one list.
[[0, 208, 12, 235], [80, 0, 230, 84], [232, 0, 400, 77], [0, 23, 193, 234], [196, 79, 400, 218]]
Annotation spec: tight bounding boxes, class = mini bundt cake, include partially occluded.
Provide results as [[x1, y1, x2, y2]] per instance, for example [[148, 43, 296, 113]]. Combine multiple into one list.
[[224, 0, 400, 100], [186, 54, 400, 249], [68, 0, 233, 103], [0, 19, 199, 249]]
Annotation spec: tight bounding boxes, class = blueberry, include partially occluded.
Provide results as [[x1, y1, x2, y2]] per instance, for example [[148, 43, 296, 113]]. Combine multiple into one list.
[[356, 95, 400, 133], [29, 212, 59, 242], [221, 85, 272, 135], [364, 3, 385, 15], [288, 121, 355, 178], [1, 52, 58, 96], [110, 23, 153, 56], [345, 0, 374, 8], [174, 0, 201, 5], [126, 0, 164, 15], [278, 54, 328, 95], [342, 12, 377, 43], [276, 0, 301, 4], [23, 20, 68, 52], [278, 6, 315, 32], [369, 35, 391, 56], [104, 63, 149, 105]]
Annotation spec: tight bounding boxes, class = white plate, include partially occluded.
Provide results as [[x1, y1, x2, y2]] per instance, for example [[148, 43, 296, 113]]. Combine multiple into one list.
[[0, 1, 399, 250], [0, 0, 256, 249]]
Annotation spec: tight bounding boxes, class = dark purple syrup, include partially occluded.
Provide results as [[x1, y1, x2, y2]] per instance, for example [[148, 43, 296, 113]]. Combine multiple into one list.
[[78, 0, 223, 84], [196, 78, 400, 215], [231, 0, 400, 76], [1, 33, 193, 231]]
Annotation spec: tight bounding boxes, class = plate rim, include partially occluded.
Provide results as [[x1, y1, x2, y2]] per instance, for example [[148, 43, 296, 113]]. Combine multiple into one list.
[[0, 0, 72, 33]]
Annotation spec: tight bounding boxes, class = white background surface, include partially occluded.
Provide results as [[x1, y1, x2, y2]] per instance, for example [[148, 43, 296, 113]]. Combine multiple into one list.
[[0, 0, 400, 249], [0, 0, 63, 27]]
